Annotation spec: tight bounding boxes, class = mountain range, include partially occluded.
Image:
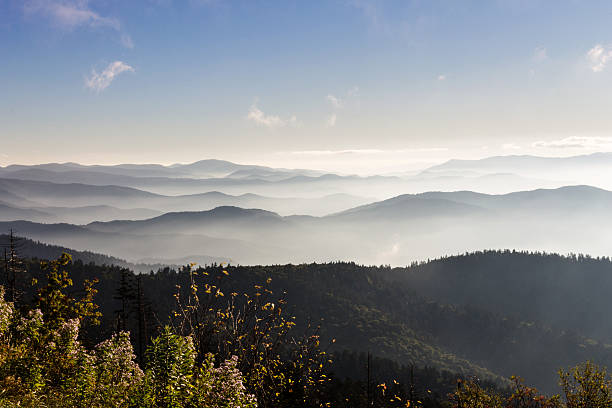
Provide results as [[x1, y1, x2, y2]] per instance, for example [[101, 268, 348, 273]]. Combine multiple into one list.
[[7, 153, 612, 198], [4, 154, 612, 396], [1, 183, 612, 265]]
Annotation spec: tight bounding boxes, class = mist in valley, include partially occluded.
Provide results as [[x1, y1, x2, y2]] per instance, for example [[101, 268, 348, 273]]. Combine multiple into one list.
[[2, 158, 612, 267]]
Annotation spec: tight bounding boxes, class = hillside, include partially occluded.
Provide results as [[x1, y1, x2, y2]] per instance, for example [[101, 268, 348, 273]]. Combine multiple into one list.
[[6, 244, 612, 393], [0, 234, 226, 272], [389, 250, 612, 342]]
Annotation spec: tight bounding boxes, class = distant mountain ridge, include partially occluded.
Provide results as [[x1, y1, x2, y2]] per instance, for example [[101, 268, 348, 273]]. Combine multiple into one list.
[[0, 159, 324, 181], [3, 185, 612, 265], [0, 177, 373, 220], [421, 152, 612, 178], [331, 194, 486, 220], [5, 153, 612, 196]]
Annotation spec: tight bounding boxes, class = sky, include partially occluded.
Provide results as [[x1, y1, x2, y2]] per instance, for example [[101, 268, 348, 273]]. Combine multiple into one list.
[[2, 0, 612, 174]]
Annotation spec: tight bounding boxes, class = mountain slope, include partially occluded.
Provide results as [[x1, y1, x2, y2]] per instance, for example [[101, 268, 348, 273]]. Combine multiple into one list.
[[86, 206, 287, 235], [0, 178, 372, 217], [388, 250, 612, 342], [330, 194, 487, 220], [4, 185, 612, 265], [0, 234, 226, 272], [423, 153, 612, 178], [11, 248, 612, 393], [0, 202, 52, 222]]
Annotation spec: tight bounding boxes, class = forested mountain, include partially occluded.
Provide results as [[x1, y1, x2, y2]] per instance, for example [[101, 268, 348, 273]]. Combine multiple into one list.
[[4, 242, 612, 394], [0, 234, 225, 272], [390, 250, 612, 342]]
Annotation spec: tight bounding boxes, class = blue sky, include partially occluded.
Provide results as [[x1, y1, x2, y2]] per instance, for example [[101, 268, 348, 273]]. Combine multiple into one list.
[[2, 0, 612, 173]]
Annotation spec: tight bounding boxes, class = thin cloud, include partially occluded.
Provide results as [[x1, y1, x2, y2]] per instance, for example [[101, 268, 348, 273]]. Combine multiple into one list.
[[120, 33, 134, 49], [291, 149, 384, 156], [290, 148, 447, 156], [533, 46, 548, 62], [23, 0, 134, 48], [350, 0, 385, 32], [324, 86, 359, 127], [587, 44, 612, 72], [326, 113, 337, 127], [437, 74, 446, 81], [85, 61, 134, 92], [24, 0, 119, 30], [533, 136, 612, 149], [326, 94, 343, 109], [502, 143, 521, 150], [246, 103, 298, 129]]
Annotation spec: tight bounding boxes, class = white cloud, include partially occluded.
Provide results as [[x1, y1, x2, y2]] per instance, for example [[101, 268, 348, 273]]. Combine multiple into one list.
[[324, 86, 359, 127], [502, 143, 521, 150], [347, 86, 360, 97], [437, 74, 446, 81], [326, 94, 343, 109], [246, 104, 298, 129], [533, 136, 612, 149], [533, 46, 548, 62], [587, 44, 612, 72], [85, 61, 134, 92], [24, 0, 134, 48], [24, 0, 119, 30], [327, 86, 360, 109], [326, 113, 337, 127]]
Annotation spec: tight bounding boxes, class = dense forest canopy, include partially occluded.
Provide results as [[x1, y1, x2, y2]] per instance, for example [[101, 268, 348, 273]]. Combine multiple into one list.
[[5, 236, 612, 398]]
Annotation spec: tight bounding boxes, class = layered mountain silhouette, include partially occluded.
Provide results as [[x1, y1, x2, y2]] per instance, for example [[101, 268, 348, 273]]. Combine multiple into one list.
[[6, 154, 612, 198], [2, 184, 612, 265]]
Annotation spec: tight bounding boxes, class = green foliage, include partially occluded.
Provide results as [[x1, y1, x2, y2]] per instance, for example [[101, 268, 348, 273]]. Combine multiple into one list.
[[35, 252, 101, 330], [140, 326, 197, 407], [0, 253, 143, 407], [192, 354, 257, 408], [17, 251, 612, 394], [9, 250, 612, 407], [0, 254, 257, 408], [135, 326, 257, 408], [0, 287, 13, 337]]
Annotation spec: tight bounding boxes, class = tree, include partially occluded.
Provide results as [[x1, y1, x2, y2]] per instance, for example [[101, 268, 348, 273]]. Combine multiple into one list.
[[34, 252, 101, 332], [559, 361, 612, 408], [451, 376, 560, 408], [172, 267, 331, 407], [3, 230, 25, 303]]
